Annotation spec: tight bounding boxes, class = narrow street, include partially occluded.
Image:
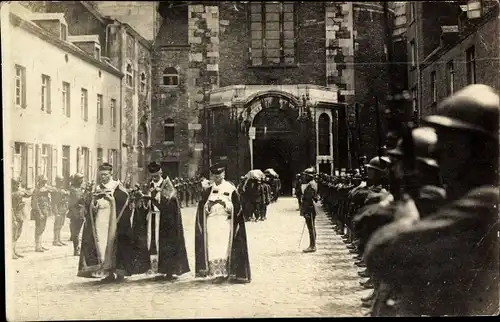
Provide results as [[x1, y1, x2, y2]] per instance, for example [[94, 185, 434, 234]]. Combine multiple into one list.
[[8, 198, 370, 320]]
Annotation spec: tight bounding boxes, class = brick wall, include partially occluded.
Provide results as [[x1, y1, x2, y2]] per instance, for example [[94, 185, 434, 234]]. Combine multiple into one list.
[[352, 3, 390, 158], [152, 2, 394, 174], [420, 14, 499, 117]]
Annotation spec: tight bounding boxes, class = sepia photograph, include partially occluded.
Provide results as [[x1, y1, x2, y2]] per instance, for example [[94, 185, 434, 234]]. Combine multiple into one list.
[[2, 0, 499, 320]]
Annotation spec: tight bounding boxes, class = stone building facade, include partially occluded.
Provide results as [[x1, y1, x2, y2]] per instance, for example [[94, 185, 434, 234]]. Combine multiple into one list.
[[405, 0, 498, 120], [152, 1, 395, 187], [419, 2, 499, 116], [4, 3, 122, 187], [22, 0, 155, 184]]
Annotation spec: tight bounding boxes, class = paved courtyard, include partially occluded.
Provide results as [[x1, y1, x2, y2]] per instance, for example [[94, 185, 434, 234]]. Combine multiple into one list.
[[7, 197, 370, 320]]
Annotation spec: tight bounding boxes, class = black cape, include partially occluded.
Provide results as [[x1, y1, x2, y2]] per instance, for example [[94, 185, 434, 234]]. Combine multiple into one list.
[[131, 190, 190, 276], [194, 183, 251, 283]]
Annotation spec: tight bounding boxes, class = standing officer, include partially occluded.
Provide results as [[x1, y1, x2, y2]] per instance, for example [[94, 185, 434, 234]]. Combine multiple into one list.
[[12, 178, 32, 259], [52, 176, 70, 246], [31, 175, 54, 252], [67, 173, 86, 256], [301, 168, 318, 253]]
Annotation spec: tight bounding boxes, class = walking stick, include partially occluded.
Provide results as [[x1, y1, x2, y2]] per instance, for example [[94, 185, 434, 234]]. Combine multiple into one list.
[[299, 219, 306, 249]]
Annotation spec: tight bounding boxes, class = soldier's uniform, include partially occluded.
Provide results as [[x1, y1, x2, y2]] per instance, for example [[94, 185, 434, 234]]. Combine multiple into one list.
[[257, 177, 271, 221], [294, 174, 302, 210], [67, 173, 86, 256], [301, 168, 318, 253], [51, 176, 70, 246], [31, 175, 54, 252], [365, 85, 500, 316], [12, 178, 32, 259]]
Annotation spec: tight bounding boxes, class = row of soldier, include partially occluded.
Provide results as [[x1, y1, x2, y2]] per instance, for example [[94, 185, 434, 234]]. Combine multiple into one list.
[[10, 173, 211, 259], [317, 84, 499, 316]]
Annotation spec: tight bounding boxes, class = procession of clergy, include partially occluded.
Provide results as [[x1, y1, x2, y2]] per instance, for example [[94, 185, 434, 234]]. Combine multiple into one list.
[[58, 161, 254, 284]]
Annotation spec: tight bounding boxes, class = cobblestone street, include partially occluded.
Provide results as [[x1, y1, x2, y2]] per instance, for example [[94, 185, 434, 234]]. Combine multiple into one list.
[[8, 198, 370, 320]]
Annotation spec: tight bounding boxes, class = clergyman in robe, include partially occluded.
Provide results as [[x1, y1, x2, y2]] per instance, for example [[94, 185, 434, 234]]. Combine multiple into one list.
[[195, 163, 251, 284], [77, 163, 134, 283], [131, 161, 190, 281]]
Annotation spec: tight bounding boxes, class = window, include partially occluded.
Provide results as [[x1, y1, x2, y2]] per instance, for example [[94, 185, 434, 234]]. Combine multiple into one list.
[[60, 23, 67, 41], [62, 82, 70, 117], [446, 60, 455, 95], [110, 99, 117, 128], [97, 148, 103, 165], [466, 46, 476, 84], [411, 87, 418, 112], [108, 149, 118, 177], [431, 71, 437, 103], [13, 142, 26, 183], [95, 46, 101, 60], [15, 65, 26, 108], [318, 113, 331, 156], [140, 72, 146, 93], [126, 63, 133, 87], [62, 145, 70, 179], [164, 118, 175, 142], [97, 94, 103, 125], [41, 74, 51, 113], [249, 2, 296, 66], [40, 144, 51, 181], [467, 0, 482, 19], [78, 147, 90, 181], [162, 67, 179, 86], [81, 88, 88, 121], [410, 40, 416, 68]]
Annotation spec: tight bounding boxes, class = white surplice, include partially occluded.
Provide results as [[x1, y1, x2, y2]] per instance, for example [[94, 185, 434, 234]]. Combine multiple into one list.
[[146, 177, 163, 273], [204, 180, 235, 277]]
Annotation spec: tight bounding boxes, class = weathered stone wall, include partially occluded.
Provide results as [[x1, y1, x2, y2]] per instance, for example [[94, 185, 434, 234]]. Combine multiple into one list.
[[152, 2, 394, 172], [420, 14, 499, 117]]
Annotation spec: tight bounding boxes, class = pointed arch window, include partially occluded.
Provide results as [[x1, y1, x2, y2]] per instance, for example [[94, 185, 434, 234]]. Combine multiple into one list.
[[164, 118, 175, 143], [162, 67, 179, 86]]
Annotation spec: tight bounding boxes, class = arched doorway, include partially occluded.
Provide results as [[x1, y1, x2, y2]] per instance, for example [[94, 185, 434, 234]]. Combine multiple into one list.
[[249, 95, 305, 195]]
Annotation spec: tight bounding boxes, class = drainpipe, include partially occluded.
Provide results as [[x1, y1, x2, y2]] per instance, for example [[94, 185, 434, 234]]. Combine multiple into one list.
[[415, 6, 422, 123]]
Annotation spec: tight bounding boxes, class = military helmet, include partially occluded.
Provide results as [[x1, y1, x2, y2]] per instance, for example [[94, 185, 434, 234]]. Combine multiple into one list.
[[55, 175, 65, 182], [387, 127, 439, 168], [11, 177, 21, 187], [424, 84, 499, 140], [366, 156, 391, 172], [37, 175, 48, 183]]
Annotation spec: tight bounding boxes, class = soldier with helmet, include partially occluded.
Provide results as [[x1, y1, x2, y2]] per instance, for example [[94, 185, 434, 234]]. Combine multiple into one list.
[[11, 177, 32, 259], [67, 173, 86, 256], [355, 127, 447, 314], [31, 175, 55, 252], [51, 175, 70, 246], [365, 84, 500, 316]]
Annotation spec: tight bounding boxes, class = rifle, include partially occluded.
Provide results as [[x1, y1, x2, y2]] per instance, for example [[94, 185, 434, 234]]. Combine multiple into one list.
[[374, 96, 384, 159]]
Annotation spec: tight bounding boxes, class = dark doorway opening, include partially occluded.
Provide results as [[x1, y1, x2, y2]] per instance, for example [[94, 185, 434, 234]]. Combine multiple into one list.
[[161, 161, 179, 179], [253, 137, 295, 195]]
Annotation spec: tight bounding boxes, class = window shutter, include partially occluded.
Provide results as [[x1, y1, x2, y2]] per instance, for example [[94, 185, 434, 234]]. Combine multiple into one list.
[[88, 149, 93, 182], [27, 144, 34, 188], [108, 149, 112, 164], [10, 142, 15, 180], [35, 144, 42, 180], [76, 147, 81, 174], [52, 146, 58, 184], [22, 69, 27, 108]]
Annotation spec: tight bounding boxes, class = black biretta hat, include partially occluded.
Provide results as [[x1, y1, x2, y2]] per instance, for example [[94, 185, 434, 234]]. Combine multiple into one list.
[[99, 163, 113, 171], [209, 163, 225, 175], [147, 161, 163, 175]]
